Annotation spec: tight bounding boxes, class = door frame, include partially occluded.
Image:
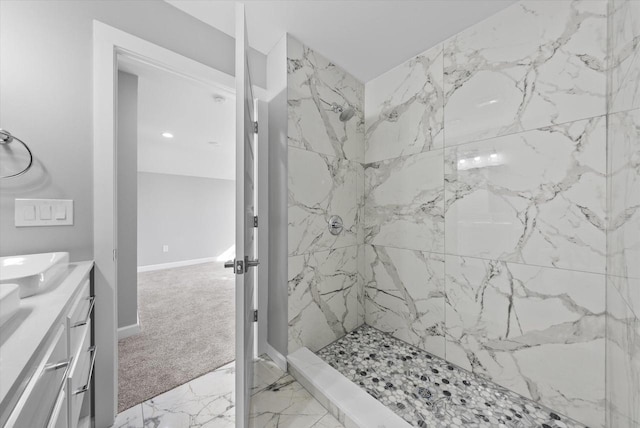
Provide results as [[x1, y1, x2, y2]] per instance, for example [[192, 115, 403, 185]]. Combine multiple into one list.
[[92, 21, 268, 427]]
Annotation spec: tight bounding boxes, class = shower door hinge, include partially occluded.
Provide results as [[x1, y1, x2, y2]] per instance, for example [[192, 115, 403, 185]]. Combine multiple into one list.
[[253, 310, 258, 322], [113, 249, 117, 261], [253, 216, 258, 227], [253, 121, 258, 133]]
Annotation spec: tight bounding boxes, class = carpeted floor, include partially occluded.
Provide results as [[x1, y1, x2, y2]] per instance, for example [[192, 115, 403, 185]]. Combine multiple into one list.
[[118, 262, 235, 412]]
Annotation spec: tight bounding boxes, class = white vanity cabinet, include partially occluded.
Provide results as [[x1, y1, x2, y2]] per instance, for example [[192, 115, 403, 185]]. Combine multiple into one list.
[[0, 263, 95, 428], [65, 279, 95, 428]]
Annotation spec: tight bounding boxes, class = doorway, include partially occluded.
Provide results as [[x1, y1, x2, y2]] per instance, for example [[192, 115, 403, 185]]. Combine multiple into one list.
[[114, 57, 237, 411], [93, 21, 270, 427]]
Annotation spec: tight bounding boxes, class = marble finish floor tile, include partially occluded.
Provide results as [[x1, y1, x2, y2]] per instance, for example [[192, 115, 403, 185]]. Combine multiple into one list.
[[141, 361, 235, 428], [114, 404, 144, 428], [317, 325, 588, 428], [114, 358, 344, 428], [249, 373, 343, 428]]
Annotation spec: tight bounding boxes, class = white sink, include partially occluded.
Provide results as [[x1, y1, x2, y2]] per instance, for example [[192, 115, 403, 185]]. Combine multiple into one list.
[[0, 283, 20, 326], [0, 252, 69, 298]]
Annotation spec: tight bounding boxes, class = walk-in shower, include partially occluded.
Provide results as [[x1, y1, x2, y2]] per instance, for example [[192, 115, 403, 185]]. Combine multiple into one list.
[[284, 0, 640, 425]]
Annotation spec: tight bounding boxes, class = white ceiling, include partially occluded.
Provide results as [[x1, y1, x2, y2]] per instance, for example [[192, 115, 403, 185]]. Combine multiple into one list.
[[119, 58, 235, 181], [166, 0, 516, 82]]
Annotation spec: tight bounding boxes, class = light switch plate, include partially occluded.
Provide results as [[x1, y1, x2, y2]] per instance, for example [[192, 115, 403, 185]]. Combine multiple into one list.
[[15, 199, 74, 227]]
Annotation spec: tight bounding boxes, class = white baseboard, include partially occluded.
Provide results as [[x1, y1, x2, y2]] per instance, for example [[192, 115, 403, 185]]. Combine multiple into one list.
[[266, 343, 287, 372], [118, 322, 140, 339], [137, 257, 218, 273]]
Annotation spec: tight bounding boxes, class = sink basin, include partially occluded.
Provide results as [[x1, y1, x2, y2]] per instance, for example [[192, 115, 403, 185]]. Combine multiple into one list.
[[0, 252, 69, 298], [0, 284, 20, 326]]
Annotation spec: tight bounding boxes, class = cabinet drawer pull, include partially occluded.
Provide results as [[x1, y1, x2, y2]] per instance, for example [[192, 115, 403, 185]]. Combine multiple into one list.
[[44, 357, 72, 372], [71, 296, 95, 328], [46, 357, 73, 427], [73, 345, 96, 395]]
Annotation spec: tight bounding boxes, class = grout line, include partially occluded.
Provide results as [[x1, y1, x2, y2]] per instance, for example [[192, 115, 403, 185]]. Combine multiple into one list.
[[363, 243, 607, 277], [608, 279, 640, 320], [364, 113, 610, 165], [442, 48, 447, 362], [288, 243, 360, 259]]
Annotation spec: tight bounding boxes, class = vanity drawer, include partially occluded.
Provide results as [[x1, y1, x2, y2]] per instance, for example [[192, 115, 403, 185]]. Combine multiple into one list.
[[66, 279, 93, 356], [5, 324, 70, 428], [48, 389, 69, 428], [67, 321, 95, 428]]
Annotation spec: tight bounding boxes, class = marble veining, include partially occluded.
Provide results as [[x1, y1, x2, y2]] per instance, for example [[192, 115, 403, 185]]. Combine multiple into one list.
[[249, 372, 343, 428], [607, 109, 640, 283], [364, 149, 444, 253], [288, 147, 363, 256], [606, 281, 640, 427], [444, 0, 607, 147], [318, 325, 588, 428], [114, 405, 144, 428], [363, 245, 445, 359], [444, 116, 606, 274], [287, 35, 365, 366], [288, 246, 361, 354], [445, 255, 605, 427], [141, 362, 236, 428], [365, 44, 444, 163], [608, 0, 640, 114], [288, 36, 364, 162], [113, 358, 344, 428]]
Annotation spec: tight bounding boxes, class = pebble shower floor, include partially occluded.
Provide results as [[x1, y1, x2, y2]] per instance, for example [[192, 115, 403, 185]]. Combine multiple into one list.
[[317, 325, 588, 428]]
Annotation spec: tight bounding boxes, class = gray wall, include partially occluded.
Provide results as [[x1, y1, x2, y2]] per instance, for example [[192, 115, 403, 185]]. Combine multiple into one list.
[[0, 0, 265, 261], [117, 71, 138, 329], [137, 172, 235, 267], [266, 35, 289, 357]]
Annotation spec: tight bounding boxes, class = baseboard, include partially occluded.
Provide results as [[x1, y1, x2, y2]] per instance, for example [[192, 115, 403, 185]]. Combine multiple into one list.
[[118, 321, 140, 339], [266, 342, 287, 372], [137, 257, 218, 273]]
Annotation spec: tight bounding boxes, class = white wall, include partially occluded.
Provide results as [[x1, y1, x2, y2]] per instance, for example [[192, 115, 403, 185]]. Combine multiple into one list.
[[0, 0, 265, 261], [117, 71, 138, 329], [137, 172, 235, 267], [133, 64, 236, 181]]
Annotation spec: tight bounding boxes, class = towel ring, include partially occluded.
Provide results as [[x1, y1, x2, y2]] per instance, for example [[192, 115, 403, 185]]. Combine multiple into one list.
[[0, 129, 34, 179]]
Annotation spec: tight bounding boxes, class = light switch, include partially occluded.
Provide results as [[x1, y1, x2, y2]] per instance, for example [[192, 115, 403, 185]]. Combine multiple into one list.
[[39, 205, 52, 220], [54, 204, 66, 220], [23, 205, 36, 221], [15, 199, 73, 227]]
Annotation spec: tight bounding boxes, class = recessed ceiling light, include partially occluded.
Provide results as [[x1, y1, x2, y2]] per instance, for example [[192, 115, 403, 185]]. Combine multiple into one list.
[[162, 132, 174, 139], [207, 141, 220, 146], [213, 95, 226, 103]]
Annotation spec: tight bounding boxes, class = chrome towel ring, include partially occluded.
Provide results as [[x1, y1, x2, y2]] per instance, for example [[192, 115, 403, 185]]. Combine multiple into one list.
[[0, 129, 34, 179]]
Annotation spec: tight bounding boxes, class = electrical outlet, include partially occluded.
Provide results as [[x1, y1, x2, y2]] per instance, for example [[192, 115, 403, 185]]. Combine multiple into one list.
[[163, 245, 169, 253]]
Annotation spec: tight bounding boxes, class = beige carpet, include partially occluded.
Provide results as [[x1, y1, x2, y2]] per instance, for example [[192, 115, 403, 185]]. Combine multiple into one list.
[[118, 262, 235, 412]]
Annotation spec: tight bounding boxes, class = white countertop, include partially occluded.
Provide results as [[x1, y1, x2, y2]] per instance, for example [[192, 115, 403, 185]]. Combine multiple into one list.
[[0, 261, 93, 414]]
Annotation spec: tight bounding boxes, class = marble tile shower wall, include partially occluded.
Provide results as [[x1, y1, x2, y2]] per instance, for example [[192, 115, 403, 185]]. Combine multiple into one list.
[[606, 0, 640, 426], [287, 36, 366, 354], [363, 1, 609, 426]]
